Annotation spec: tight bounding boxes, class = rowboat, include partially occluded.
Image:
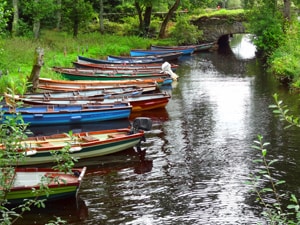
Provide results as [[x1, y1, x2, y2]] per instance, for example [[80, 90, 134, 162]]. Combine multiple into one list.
[[38, 78, 159, 92], [52, 66, 162, 75], [4, 86, 144, 102], [77, 55, 163, 64], [1, 102, 132, 126], [5, 92, 171, 112], [130, 47, 194, 57], [151, 42, 215, 52], [52, 66, 172, 81], [2, 117, 152, 166], [27, 119, 132, 136], [6, 167, 86, 204], [107, 52, 183, 62], [55, 68, 172, 85], [76, 56, 179, 69]]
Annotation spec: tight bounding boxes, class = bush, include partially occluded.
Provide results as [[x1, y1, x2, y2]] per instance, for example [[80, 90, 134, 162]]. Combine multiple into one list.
[[169, 15, 203, 45]]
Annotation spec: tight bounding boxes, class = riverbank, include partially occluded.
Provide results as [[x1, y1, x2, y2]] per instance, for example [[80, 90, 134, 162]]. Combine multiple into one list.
[[0, 31, 169, 94], [1, 26, 300, 94]]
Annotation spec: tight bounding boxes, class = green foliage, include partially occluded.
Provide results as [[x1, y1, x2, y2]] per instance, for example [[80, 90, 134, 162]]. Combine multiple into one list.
[[0, 1, 10, 36], [248, 95, 300, 224], [0, 90, 76, 224], [169, 15, 203, 45], [246, 2, 284, 57], [61, 0, 94, 36], [269, 93, 300, 129], [268, 20, 300, 87], [249, 134, 299, 224]]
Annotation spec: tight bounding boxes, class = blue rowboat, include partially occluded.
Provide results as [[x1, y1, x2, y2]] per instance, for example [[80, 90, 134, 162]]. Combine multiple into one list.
[[77, 55, 163, 64], [107, 52, 183, 62], [1, 103, 132, 126], [130, 47, 194, 57], [150, 43, 215, 52]]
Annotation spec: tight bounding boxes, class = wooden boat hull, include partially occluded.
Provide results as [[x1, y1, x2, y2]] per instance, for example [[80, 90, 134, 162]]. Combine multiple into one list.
[[6, 128, 147, 166], [52, 66, 162, 75], [6, 87, 144, 101], [7, 167, 86, 204], [6, 93, 171, 112], [77, 55, 163, 64], [1, 103, 132, 126], [54, 67, 171, 82], [107, 52, 183, 61], [150, 43, 215, 52], [73, 59, 179, 71], [130, 47, 194, 56], [38, 78, 159, 92]]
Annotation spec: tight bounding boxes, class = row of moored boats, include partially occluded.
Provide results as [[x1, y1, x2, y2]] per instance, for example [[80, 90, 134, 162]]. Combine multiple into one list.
[[2, 42, 215, 205]]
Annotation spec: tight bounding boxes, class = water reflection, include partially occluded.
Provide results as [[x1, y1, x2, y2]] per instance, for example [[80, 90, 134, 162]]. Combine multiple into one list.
[[27, 119, 131, 136], [13, 197, 88, 225], [230, 34, 257, 60], [17, 34, 300, 225]]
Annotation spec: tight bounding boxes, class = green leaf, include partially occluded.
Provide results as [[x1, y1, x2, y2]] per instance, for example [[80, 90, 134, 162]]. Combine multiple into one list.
[[262, 149, 267, 157], [275, 180, 285, 186], [268, 159, 279, 166], [261, 188, 273, 192]]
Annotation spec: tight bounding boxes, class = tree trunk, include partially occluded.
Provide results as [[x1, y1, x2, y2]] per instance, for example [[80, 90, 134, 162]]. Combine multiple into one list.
[[73, 18, 79, 37], [99, 0, 104, 33], [283, 0, 291, 21], [56, 0, 61, 30], [12, 0, 19, 36], [33, 19, 40, 39], [28, 47, 44, 92], [33, 0, 40, 39], [158, 0, 181, 38], [134, 1, 143, 33], [143, 6, 152, 36]]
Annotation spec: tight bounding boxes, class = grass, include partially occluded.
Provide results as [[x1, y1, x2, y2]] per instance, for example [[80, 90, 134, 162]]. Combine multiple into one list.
[[0, 31, 166, 94]]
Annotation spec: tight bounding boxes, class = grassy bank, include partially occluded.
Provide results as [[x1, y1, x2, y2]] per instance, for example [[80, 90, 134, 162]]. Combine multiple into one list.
[[0, 31, 174, 94]]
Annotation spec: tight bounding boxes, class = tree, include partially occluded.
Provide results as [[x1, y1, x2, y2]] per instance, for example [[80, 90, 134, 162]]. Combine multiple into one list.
[[158, 0, 181, 38], [22, 0, 57, 39], [61, 0, 93, 37], [11, 0, 19, 36], [134, 0, 155, 37], [0, 1, 10, 35]]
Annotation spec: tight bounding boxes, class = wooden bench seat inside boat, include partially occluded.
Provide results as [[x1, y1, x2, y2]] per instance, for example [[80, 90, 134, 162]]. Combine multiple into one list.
[[38, 142, 54, 147], [81, 136, 99, 142], [108, 134, 127, 139]]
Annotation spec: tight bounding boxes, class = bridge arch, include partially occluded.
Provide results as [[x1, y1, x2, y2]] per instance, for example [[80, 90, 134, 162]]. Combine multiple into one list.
[[191, 14, 247, 45]]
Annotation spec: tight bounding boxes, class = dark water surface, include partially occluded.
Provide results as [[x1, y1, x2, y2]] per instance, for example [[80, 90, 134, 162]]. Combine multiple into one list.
[[17, 35, 300, 225]]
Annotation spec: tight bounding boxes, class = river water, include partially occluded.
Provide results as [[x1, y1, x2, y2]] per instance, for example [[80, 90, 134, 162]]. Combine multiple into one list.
[[16, 34, 300, 225]]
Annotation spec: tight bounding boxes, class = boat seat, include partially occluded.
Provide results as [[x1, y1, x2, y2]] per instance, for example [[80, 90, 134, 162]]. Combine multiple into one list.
[[108, 134, 127, 139], [81, 136, 99, 142], [39, 142, 54, 148]]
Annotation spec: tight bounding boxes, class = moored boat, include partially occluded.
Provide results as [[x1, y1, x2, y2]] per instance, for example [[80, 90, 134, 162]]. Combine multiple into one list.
[[38, 78, 159, 92], [130, 47, 194, 57], [107, 52, 183, 62], [73, 59, 179, 71], [5, 92, 171, 112], [77, 55, 163, 64], [1, 102, 132, 126], [150, 42, 215, 52], [6, 167, 86, 204], [1, 117, 152, 166], [52, 66, 172, 81], [4, 86, 144, 101], [151, 42, 215, 52], [52, 66, 162, 75]]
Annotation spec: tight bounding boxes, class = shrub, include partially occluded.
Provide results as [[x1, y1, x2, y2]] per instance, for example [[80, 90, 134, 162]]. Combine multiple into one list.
[[169, 15, 203, 45]]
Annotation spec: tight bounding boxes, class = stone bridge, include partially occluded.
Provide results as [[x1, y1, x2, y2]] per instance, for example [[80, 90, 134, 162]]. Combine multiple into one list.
[[191, 14, 247, 45]]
